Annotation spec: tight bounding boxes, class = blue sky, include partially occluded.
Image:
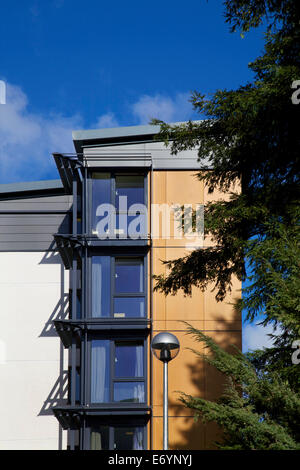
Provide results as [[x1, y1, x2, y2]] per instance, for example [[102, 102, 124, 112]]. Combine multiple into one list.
[[0, 0, 276, 350]]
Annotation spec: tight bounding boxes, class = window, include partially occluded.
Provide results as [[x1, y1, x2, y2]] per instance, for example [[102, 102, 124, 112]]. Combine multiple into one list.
[[91, 172, 146, 237], [115, 175, 144, 209], [69, 269, 82, 319], [69, 290, 82, 319], [114, 258, 145, 318], [91, 256, 111, 318], [68, 367, 81, 404], [90, 339, 145, 404], [90, 424, 145, 450], [68, 346, 81, 404], [91, 256, 146, 318], [91, 425, 109, 450]]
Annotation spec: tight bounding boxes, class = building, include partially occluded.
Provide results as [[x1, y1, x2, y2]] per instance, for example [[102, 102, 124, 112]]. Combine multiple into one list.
[[0, 124, 241, 450]]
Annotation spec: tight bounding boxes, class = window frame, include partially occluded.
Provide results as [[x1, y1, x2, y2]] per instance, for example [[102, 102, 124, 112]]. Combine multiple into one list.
[[88, 252, 148, 320], [87, 334, 148, 406], [88, 170, 148, 238], [83, 417, 148, 450]]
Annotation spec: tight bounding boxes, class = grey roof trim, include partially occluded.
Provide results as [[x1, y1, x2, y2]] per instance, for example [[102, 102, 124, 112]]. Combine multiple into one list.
[[72, 124, 161, 143], [81, 139, 155, 149], [0, 179, 64, 195], [72, 121, 202, 153]]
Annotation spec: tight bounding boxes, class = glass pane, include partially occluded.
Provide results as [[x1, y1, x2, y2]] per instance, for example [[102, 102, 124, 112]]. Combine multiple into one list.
[[114, 427, 144, 450], [113, 382, 145, 403], [92, 173, 111, 232], [76, 369, 81, 403], [115, 258, 144, 293], [116, 175, 144, 209], [69, 291, 82, 320], [91, 426, 109, 450], [92, 256, 110, 317], [76, 292, 81, 319], [113, 297, 145, 318], [116, 213, 147, 238], [91, 340, 110, 403], [77, 217, 82, 234], [115, 343, 144, 377]]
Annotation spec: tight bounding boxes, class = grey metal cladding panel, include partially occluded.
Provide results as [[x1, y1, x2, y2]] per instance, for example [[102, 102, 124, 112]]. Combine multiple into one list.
[[15, 195, 72, 203], [0, 224, 69, 234], [84, 144, 147, 154], [150, 146, 208, 169], [83, 148, 152, 168], [152, 159, 203, 169], [86, 159, 151, 168], [0, 214, 71, 235], [0, 195, 71, 203], [0, 215, 70, 226], [0, 241, 58, 251], [0, 233, 55, 242], [0, 212, 70, 250], [83, 143, 209, 170], [0, 202, 71, 211], [0, 195, 72, 211], [0, 179, 63, 195]]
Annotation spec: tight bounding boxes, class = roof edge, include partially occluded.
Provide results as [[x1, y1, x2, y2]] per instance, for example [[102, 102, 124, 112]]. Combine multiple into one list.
[[0, 179, 64, 196]]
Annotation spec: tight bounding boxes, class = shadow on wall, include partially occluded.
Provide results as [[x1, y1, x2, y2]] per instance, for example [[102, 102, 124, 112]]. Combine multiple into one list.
[[38, 245, 69, 337], [39, 371, 68, 416], [38, 240, 69, 449], [39, 294, 69, 337], [165, 316, 241, 450]]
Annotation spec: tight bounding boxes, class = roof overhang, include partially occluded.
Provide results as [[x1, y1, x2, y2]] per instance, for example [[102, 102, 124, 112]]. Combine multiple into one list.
[[72, 124, 161, 154], [0, 179, 64, 199]]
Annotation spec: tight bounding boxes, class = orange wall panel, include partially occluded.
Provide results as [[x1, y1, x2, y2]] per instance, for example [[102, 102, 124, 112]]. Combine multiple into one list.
[[150, 170, 242, 450]]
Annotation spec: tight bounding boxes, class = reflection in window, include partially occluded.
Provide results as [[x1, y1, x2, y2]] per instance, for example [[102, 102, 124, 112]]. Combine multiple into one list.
[[91, 340, 110, 403], [116, 175, 144, 209], [115, 342, 144, 377], [114, 382, 145, 403], [92, 256, 110, 317], [114, 257, 145, 318], [114, 342, 144, 403], [116, 213, 147, 238], [90, 426, 144, 450], [91, 340, 145, 404], [114, 427, 144, 450], [113, 297, 145, 318], [69, 290, 82, 319], [92, 173, 111, 232], [68, 367, 81, 404], [92, 256, 145, 318], [92, 173, 145, 236], [115, 258, 144, 293], [91, 426, 109, 450]]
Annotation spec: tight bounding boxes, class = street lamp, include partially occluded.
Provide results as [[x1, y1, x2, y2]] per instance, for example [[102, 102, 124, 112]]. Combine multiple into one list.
[[151, 332, 180, 450]]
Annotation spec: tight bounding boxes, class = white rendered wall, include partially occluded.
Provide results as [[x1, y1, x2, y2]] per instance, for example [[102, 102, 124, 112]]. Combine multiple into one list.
[[0, 252, 68, 450]]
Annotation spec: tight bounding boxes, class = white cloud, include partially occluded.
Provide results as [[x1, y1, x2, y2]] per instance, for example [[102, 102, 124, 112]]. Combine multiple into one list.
[[93, 112, 119, 129], [0, 82, 82, 183], [0, 83, 194, 183], [132, 92, 193, 124], [243, 322, 282, 352]]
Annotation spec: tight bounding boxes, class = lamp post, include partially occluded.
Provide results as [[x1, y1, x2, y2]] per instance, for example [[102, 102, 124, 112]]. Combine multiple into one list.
[[151, 332, 180, 450]]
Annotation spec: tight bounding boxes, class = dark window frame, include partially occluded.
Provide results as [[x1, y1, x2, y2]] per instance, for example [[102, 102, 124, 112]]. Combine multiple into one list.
[[82, 416, 148, 450], [87, 333, 148, 406], [88, 251, 148, 320], [88, 170, 148, 237]]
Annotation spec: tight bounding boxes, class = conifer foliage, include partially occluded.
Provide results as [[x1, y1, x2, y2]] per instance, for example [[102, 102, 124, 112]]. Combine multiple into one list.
[[153, 1, 300, 449]]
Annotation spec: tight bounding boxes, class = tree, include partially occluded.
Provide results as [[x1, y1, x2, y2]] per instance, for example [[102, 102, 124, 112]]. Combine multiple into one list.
[[179, 323, 300, 450], [152, 0, 300, 449]]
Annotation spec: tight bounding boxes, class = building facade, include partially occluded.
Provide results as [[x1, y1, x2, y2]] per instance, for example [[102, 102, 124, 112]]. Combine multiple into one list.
[[0, 124, 241, 450]]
